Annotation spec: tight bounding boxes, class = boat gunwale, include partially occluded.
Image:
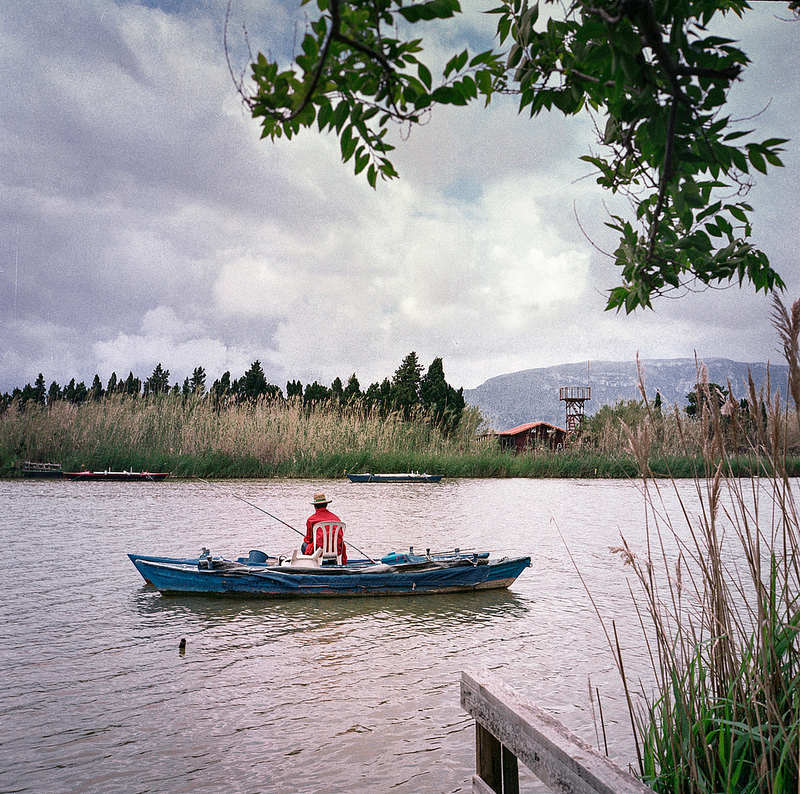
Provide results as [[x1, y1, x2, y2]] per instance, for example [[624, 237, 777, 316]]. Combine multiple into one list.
[[133, 555, 528, 578]]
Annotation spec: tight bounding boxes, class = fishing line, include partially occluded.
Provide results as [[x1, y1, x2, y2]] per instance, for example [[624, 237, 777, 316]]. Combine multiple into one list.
[[201, 479, 304, 536], [199, 479, 378, 563]]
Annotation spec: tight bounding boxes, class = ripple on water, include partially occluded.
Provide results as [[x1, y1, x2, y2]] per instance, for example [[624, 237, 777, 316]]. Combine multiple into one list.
[[1, 478, 671, 793]]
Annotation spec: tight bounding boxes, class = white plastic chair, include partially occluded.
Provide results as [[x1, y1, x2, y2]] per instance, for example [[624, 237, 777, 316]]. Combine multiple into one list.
[[286, 547, 323, 568], [311, 520, 346, 564]]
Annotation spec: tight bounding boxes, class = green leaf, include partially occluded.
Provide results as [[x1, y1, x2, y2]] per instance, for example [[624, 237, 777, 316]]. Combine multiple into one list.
[[430, 85, 468, 105], [332, 101, 350, 133], [418, 62, 433, 90], [747, 146, 767, 174], [444, 49, 469, 78], [728, 205, 748, 223], [317, 100, 333, 131], [397, 0, 460, 23], [340, 125, 358, 162]]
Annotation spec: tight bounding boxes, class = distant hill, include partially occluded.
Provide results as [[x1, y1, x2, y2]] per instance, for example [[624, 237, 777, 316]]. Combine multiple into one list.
[[463, 358, 790, 431]]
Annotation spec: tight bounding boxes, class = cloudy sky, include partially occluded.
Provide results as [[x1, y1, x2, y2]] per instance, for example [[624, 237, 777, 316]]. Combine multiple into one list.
[[1, 0, 798, 395]]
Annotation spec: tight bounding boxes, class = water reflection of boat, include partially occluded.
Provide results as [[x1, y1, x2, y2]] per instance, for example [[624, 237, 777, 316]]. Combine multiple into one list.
[[346, 473, 442, 483], [128, 549, 530, 598], [132, 578, 532, 626]]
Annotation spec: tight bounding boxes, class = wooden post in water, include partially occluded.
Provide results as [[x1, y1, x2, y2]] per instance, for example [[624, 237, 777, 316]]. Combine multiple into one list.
[[461, 668, 652, 794], [476, 722, 502, 791]]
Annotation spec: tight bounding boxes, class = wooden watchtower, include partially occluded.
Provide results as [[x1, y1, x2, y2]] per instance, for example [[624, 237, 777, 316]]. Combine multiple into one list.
[[559, 386, 591, 436]]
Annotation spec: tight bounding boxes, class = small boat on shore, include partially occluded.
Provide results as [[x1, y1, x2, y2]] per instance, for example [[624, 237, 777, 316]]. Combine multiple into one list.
[[65, 470, 169, 482], [346, 472, 442, 483], [21, 461, 63, 478], [128, 548, 530, 598]]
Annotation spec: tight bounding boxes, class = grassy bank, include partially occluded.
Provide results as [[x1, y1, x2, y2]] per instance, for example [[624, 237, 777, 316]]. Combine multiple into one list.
[[4, 391, 800, 479]]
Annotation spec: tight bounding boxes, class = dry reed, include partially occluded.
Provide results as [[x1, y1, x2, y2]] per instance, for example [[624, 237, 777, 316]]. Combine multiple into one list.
[[600, 296, 800, 794]]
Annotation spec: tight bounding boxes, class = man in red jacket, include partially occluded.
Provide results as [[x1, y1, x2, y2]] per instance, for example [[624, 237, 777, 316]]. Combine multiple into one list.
[[302, 491, 347, 563]]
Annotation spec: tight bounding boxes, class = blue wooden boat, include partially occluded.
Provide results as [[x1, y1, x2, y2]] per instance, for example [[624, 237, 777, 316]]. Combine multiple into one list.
[[346, 472, 442, 483], [128, 548, 530, 598]]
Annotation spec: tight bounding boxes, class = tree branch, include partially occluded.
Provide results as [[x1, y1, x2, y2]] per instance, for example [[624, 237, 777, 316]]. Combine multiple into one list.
[[647, 94, 679, 261]]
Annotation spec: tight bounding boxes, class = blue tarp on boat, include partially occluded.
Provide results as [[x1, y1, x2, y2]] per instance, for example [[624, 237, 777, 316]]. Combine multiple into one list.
[[128, 551, 530, 598]]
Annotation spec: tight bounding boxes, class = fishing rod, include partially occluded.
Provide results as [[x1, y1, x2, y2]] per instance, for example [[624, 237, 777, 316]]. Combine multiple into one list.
[[201, 479, 304, 537], [199, 479, 378, 563]]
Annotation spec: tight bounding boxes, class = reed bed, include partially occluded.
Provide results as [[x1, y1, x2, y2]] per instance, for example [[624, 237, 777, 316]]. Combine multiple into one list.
[[5, 380, 800, 480], [0, 396, 514, 478], [597, 297, 800, 794]]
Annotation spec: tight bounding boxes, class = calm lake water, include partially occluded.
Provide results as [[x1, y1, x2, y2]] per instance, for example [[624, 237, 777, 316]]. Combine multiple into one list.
[[1, 476, 717, 793]]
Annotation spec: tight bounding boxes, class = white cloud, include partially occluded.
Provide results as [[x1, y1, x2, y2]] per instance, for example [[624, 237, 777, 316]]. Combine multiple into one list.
[[92, 306, 252, 385], [0, 0, 798, 396]]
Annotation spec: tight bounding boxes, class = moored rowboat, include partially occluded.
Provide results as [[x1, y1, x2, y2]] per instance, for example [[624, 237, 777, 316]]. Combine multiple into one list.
[[65, 470, 169, 482], [128, 548, 530, 598], [346, 472, 442, 483]]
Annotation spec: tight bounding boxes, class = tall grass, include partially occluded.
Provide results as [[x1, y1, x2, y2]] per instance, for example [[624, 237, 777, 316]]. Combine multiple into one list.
[[600, 298, 800, 794], [5, 378, 800, 480], [1, 396, 532, 477]]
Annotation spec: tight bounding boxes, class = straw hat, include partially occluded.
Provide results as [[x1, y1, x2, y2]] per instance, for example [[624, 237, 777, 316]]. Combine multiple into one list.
[[311, 491, 330, 505]]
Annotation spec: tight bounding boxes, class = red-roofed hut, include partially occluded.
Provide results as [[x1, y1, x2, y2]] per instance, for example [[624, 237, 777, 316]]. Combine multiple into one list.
[[498, 422, 567, 453]]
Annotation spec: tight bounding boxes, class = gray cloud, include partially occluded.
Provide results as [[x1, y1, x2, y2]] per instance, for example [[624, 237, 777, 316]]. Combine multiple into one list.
[[1, 0, 798, 397]]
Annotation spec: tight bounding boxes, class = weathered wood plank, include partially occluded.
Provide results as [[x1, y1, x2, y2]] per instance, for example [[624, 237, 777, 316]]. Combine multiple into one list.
[[461, 669, 652, 794], [473, 774, 498, 794]]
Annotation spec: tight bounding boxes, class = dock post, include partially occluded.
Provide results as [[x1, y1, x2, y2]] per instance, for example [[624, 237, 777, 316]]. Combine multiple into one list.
[[462, 668, 652, 794], [476, 722, 501, 791], [475, 717, 520, 793]]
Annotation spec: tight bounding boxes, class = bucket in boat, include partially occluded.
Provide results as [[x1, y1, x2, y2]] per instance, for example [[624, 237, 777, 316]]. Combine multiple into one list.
[[248, 549, 269, 564]]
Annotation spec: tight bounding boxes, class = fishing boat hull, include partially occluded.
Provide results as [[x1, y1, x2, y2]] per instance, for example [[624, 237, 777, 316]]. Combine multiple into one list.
[[346, 473, 442, 483], [128, 552, 530, 598], [65, 471, 169, 481]]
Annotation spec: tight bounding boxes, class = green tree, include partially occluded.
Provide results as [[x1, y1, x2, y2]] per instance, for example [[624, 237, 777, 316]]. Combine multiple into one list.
[[210, 371, 233, 409], [19, 379, 44, 408], [239, 0, 792, 312], [304, 381, 331, 403], [686, 382, 728, 417], [47, 381, 62, 404], [90, 374, 104, 401], [343, 373, 362, 404], [365, 377, 393, 415], [143, 364, 170, 396], [190, 366, 207, 395], [240, 361, 282, 401], [391, 352, 424, 419], [64, 379, 88, 404], [419, 356, 465, 435], [211, 371, 232, 398], [241, 360, 267, 400], [286, 379, 304, 399], [32, 374, 47, 405], [122, 372, 141, 397], [106, 372, 118, 395], [330, 376, 344, 403]]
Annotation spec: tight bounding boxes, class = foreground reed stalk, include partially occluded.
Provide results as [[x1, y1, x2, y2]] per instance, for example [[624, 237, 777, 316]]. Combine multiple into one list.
[[603, 297, 800, 794]]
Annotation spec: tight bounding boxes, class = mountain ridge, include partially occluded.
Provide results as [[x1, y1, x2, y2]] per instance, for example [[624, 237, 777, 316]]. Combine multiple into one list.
[[463, 357, 790, 430]]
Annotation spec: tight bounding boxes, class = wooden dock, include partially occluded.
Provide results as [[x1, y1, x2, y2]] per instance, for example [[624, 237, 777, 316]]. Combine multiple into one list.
[[21, 461, 63, 477], [461, 669, 652, 794]]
